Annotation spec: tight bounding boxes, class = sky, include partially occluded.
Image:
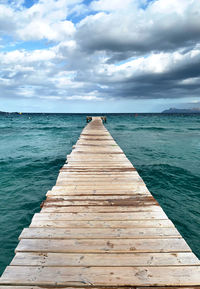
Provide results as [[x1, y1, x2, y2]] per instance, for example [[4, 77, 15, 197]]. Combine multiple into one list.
[[0, 0, 200, 112]]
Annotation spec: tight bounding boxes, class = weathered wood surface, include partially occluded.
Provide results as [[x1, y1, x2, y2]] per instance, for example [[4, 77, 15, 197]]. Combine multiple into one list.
[[11, 252, 200, 266], [1, 116, 200, 288], [1, 287, 199, 289], [15, 238, 191, 253]]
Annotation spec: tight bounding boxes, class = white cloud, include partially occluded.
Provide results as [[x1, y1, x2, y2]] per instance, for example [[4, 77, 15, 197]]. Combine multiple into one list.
[[77, 0, 200, 56], [0, 0, 79, 41], [90, 46, 200, 86], [0, 49, 57, 65], [66, 93, 103, 101], [40, 95, 62, 100], [90, 0, 135, 11], [1, 0, 200, 108], [0, 4, 16, 34], [179, 77, 200, 85]]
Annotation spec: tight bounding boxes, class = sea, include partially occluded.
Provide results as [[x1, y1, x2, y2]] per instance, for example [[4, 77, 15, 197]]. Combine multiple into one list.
[[0, 113, 200, 274]]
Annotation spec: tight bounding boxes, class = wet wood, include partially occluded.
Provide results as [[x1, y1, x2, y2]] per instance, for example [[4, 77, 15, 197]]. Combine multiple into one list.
[[1, 116, 200, 288]]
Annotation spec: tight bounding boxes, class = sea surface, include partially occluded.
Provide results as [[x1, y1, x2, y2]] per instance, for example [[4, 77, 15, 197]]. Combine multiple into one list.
[[0, 113, 200, 274]]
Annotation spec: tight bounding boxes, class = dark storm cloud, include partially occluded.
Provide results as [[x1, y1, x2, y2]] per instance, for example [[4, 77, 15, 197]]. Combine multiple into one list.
[[76, 1, 200, 61], [78, 50, 200, 100]]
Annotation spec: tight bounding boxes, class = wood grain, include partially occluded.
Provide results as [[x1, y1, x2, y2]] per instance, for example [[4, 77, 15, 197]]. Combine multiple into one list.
[[1, 116, 199, 288]]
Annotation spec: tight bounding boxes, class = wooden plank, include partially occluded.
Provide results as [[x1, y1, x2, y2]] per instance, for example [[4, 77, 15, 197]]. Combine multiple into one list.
[[137, 287, 198, 289], [50, 184, 150, 191], [42, 196, 158, 206], [69, 158, 123, 161], [47, 189, 151, 196], [59, 169, 136, 174], [19, 227, 181, 240], [40, 205, 162, 213], [47, 191, 150, 196], [45, 194, 154, 200], [33, 211, 168, 220], [46, 191, 150, 197], [63, 159, 133, 168], [1, 266, 200, 286], [54, 182, 147, 187], [0, 287, 198, 289], [81, 133, 110, 136], [57, 177, 139, 181], [57, 174, 140, 179], [51, 184, 146, 188], [56, 179, 143, 184], [64, 165, 134, 168], [57, 168, 136, 173], [57, 179, 140, 182], [60, 171, 136, 175], [15, 238, 191, 253], [11, 252, 200, 267], [60, 168, 137, 171], [72, 148, 123, 152], [49, 186, 150, 195], [70, 151, 125, 154], [30, 219, 174, 228], [76, 142, 118, 146], [54, 178, 144, 184], [67, 157, 129, 161], [41, 199, 158, 207], [58, 172, 139, 175], [63, 161, 132, 165], [52, 187, 147, 191], [56, 177, 143, 181], [79, 137, 114, 140], [65, 162, 133, 165]]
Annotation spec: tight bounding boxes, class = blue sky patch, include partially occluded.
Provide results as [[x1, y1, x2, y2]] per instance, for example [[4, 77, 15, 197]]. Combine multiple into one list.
[[23, 0, 37, 8]]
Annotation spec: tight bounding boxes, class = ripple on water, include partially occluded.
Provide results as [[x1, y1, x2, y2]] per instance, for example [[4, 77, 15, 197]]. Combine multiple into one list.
[[0, 113, 200, 274]]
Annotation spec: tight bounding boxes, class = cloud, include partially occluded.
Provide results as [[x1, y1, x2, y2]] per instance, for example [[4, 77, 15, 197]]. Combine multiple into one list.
[[77, 0, 200, 57], [90, 0, 135, 11], [1, 0, 200, 111], [66, 93, 103, 101], [0, 0, 79, 42], [72, 45, 200, 100], [0, 4, 16, 35]]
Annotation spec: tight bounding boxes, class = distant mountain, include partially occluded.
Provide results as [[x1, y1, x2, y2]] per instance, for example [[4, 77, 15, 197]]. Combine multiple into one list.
[[0, 110, 19, 115], [162, 107, 200, 114]]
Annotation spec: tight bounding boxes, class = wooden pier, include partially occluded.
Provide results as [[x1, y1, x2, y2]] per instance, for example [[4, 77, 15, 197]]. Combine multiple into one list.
[[1, 116, 200, 288]]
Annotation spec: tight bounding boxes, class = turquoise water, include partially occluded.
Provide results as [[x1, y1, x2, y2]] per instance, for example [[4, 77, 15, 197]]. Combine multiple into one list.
[[0, 113, 200, 274]]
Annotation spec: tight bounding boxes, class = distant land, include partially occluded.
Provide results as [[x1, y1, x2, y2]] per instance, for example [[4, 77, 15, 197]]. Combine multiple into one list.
[[0, 111, 19, 115], [1, 108, 200, 114], [162, 107, 200, 114]]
